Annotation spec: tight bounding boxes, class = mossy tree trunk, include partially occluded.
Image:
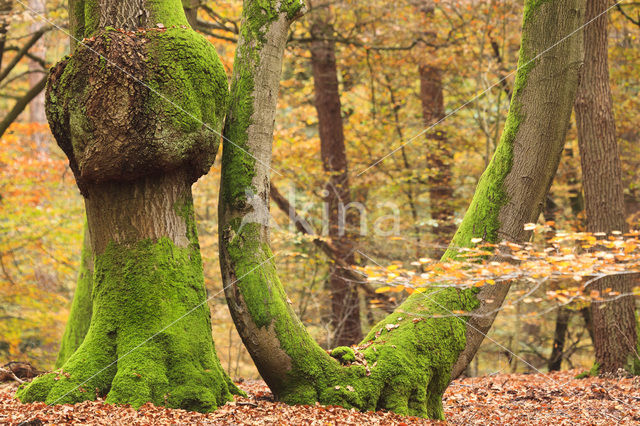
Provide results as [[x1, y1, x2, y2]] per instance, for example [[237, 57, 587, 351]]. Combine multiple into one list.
[[220, 0, 584, 419], [55, 224, 93, 368], [309, 3, 363, 347], [574, 0, 638, 374], [17, 0, 239, 412]]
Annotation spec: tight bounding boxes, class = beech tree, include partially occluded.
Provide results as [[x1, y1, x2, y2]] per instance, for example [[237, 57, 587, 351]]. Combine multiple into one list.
[[16, 0, 241, 411], [574, 0, 638, 374], [308, 2, 363, 346], [418, 1, 456, 259], [220, 0, 584, 419]]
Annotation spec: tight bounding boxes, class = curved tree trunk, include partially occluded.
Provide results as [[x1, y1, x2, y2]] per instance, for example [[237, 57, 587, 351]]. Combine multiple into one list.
[[17, 0, 238, 411], [574, 0, 638, 374], [220, 0, 584, 419], [309, 4, 362, 347]]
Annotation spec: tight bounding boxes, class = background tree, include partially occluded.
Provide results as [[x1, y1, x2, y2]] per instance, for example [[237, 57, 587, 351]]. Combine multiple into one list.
[[574, 0, 638, 374], [308, 1, 363, 346]]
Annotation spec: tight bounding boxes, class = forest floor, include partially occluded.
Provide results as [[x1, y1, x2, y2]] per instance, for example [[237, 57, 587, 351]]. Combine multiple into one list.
[[1, 370, 639, 424]]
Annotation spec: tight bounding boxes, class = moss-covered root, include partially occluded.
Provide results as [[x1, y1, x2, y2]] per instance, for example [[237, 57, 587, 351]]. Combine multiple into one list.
[[271, 288, 475, 420], [17, 238, 234, 412]]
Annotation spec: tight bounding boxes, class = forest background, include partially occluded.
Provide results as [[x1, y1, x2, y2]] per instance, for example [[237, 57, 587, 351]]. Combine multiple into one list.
[[1, 0, 639, 381]]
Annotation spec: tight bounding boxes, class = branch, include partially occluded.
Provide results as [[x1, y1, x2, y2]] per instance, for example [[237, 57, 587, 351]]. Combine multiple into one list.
[[0, 367, 25, 384], [488, 31, 513, 99], [195, 18, 237, 34], [196, 27, 238, 43], [616, 3, 640, 27], [0, 74, 46, 138], [0, 25, 50, 83], [270, 184, 395, 312], [3, 46, 46, 68], [200, 4, 240, 34]]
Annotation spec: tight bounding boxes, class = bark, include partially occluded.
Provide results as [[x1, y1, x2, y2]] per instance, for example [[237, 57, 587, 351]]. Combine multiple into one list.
[[16, 0, 239, 411], [182, 0, 199, 28], [219, 0, 584, 419], [449, 0, 584, 380], [574, 0, 638, 374], [309, 5, 362, 346]]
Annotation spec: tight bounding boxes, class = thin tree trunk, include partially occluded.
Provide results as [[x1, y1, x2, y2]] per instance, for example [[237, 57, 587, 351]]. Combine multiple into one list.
[[574, 0, 638, 374], [416, 0, 455, 260], [309, 4, 362, 346], [270, 184, 395, 312], [17, 0, 239, 411], [220, 0, 584, 419], [548, 306, 571, 371], [0, 0, 12, 71], [28, 0, 46, 126], [419, 64, 455, 259]]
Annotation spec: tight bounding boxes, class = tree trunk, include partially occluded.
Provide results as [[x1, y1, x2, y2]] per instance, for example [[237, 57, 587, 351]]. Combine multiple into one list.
[[309, 5, 362, 346], [220, 0, 584, 419], [17, 0, 239, 411], [548, 306, 571, 371], [28, 0, 46, 126], [419, 64, 455, 259], [418, 2, 455, 260], [574, 0, 638, 374], [0, 0, 12, 71]]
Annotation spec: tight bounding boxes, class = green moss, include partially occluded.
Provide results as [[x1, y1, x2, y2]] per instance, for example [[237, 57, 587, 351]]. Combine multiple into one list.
[[145, 28, 228, 137], [146, 0, 190, 27], [576, 363, 600, 379], [331, 347, 356, 364], [56, 224, 93, 368], [224, 221, 477, 419], [83, 0, 100, 37], [18, 200, 234, 411]]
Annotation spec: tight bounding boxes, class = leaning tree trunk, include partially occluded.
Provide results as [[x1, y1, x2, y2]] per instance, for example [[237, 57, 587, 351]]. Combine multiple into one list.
[[309, 4, 363, 347], [220, 0, 584, 419], [574, 0, 638, 374], [17, 0, 239, 411]]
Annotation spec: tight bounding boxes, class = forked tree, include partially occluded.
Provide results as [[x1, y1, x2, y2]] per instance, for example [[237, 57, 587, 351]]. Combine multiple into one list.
[[219, 0, 585, 419]]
